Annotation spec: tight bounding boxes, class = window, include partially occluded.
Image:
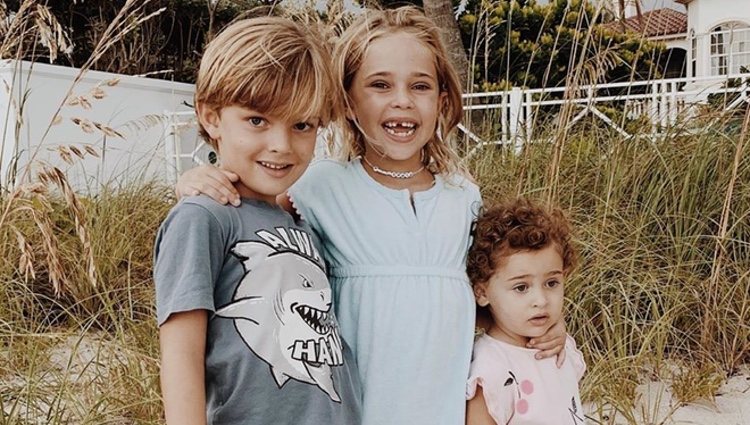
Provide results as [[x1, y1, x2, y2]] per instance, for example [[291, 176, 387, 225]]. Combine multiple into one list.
[[710, 22, 750, 75]]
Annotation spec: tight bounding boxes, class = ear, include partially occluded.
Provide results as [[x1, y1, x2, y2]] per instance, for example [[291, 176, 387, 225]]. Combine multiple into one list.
[[473, 283, 490, 307], [345, 99, 356, 122], [196, 103, 222, 140]]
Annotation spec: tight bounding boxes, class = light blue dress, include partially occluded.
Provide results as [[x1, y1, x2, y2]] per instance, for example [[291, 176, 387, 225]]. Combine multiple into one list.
[[289, 158, 482, 425]]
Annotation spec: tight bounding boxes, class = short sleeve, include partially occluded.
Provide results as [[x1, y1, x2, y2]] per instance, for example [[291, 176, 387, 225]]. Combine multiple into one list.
[[288, 159, 338, 232], [466, 341, 515, 424], [565, 335, 587, 381], [153, 201, 226, 325]]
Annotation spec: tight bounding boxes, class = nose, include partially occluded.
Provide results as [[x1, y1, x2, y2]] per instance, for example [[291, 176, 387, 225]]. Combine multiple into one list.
[[531, 288, 548, 308], [267, 128, 292, 153], [390, 85, 415, 109]]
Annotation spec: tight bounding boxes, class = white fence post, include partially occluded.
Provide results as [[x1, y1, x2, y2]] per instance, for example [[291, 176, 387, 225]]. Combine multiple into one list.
[[669, 81, 678, 126], [163, 111, 179, 185], [525, 90, 533, 143], [509, 87, 523, 144], [660, 81, 669, 130], [650, 81, 659, 137]]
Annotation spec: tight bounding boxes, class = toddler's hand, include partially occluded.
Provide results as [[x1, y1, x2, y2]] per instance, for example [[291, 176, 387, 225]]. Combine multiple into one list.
[[175, 165, 241, 206], [527, 319, 567, 368]]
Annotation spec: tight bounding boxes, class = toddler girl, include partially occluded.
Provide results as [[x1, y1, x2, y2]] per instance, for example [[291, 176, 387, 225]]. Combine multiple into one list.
[[177, 8, 567, 425], [465, 198, 586, 425]]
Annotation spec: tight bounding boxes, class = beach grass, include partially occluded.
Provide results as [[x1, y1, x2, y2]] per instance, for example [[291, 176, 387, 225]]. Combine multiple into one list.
[[1, 0, 749, 423]]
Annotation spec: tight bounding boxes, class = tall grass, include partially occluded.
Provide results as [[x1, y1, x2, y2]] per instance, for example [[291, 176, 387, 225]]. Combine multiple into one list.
[[1, 0, 749, 423], [466, 111, 750, 422], [0, 183, 171, 423]]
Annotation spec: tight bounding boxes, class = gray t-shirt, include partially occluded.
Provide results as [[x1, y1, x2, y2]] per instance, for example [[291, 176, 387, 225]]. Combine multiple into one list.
[[154, 196, 362, 425]]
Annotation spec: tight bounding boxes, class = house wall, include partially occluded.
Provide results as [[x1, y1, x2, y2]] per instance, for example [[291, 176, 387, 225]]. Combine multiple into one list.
[[0, 60, 197, 191], [685, 0, 750, 77]]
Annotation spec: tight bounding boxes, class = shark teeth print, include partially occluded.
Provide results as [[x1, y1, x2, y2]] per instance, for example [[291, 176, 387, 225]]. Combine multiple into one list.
[[295, 304, 333, 335]]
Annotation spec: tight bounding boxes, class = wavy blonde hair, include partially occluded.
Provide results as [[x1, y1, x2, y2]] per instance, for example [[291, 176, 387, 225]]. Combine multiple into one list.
[[332, 6, 465, 176], [195, 16, 338, 150]]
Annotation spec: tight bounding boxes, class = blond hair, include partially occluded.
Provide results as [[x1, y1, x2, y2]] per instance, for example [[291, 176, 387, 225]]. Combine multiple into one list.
[[195, 16, 338, 150], [333, 6, 465, 176]]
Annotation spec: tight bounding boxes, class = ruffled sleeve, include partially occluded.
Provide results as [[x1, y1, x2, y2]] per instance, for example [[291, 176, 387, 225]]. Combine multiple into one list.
[[565, 335, 587, 382], [466, 338, 515, 424]]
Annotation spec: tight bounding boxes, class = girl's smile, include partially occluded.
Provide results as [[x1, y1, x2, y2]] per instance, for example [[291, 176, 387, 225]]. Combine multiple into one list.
[[348, 31, 444, 171]]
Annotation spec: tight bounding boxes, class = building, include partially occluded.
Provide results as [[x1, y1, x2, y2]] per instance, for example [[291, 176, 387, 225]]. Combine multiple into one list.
[[607, 0, 750, 78]]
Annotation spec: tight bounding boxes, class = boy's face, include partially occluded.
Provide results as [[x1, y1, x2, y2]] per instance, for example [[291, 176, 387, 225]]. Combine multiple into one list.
[[199, 104, 319, 204], [474, 244, 565, 347]]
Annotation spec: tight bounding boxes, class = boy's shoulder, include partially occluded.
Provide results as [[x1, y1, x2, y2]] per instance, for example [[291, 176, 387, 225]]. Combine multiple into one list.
[[158, 195, 243, 241], [175, 194, 236, 216], [166, 194, 271, 224]]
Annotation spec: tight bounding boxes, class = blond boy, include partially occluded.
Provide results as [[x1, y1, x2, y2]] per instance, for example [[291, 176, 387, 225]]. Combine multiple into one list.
[[153, 17, 362, 425]]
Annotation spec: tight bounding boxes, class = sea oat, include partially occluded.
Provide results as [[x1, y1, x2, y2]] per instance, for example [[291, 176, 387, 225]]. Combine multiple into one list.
[[13, 228, 36, 280], [84, 145, 100, 157], [70, 117, 95, 133]]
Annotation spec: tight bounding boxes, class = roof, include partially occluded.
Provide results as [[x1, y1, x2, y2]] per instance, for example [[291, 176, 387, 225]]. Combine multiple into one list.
[[606, 8, 688, 38]]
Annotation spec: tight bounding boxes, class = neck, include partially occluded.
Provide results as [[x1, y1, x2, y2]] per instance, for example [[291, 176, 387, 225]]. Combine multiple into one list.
[[487, 326, 531, 348], [234, 182, 276, 205], [362, 151, 424, 173]]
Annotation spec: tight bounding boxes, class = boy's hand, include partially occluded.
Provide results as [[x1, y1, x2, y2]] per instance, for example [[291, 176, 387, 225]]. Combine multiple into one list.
[[527, 318, 567, 367], [176, 165, 241, 206]]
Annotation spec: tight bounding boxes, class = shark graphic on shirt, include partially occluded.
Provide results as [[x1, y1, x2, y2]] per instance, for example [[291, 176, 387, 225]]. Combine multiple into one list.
[[215, 238, 343, 402]]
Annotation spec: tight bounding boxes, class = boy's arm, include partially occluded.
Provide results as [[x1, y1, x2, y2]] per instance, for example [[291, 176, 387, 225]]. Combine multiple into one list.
[[466, 387, 498, 425], [160, 310, 208, 425]]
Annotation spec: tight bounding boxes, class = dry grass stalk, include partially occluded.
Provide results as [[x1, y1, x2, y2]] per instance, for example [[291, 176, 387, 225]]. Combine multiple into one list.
[[703, 103, 750, 360], [0, 0, 71, 61], [42, 166, 99, 290], [33, 3, 72, 62]]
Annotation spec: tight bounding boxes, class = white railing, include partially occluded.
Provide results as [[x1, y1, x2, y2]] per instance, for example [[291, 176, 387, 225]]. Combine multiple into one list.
[[459, 73, 750, 154], [163, 73, 750, 182]]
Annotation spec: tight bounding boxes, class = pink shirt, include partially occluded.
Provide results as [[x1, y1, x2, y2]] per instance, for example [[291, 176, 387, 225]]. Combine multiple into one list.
[[466, 334, 586, 425]]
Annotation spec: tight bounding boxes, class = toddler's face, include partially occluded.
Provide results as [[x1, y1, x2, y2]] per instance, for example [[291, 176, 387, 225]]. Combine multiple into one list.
[[475, 244, 565, 347]]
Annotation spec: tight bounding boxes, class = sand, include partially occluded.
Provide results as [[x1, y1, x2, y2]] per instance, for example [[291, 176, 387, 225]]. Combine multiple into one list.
[[586, 365, 750, 424]]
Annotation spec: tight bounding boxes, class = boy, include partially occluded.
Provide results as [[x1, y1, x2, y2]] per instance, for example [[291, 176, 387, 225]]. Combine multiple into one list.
[[153, 17, 361, 425]]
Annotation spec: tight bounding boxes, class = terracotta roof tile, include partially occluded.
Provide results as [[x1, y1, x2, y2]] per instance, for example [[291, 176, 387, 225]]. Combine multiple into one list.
[[606, 8, 687, 37]]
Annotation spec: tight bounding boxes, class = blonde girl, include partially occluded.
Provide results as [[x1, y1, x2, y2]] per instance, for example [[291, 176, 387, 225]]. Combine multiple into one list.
[[177, 7, 566, 425]]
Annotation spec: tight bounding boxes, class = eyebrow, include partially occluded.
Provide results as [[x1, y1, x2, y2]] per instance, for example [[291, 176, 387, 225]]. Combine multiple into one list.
[[364, 71, 437, 80], [507, 270, 564, 281]]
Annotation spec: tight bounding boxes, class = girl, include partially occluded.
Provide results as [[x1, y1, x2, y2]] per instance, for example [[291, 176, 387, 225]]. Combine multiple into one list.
[[176, 7, 566, 425], [465, 199, 586, 425]]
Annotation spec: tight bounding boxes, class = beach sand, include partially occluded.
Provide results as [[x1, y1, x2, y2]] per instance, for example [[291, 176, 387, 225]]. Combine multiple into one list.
[[586, 365, 750, 424]]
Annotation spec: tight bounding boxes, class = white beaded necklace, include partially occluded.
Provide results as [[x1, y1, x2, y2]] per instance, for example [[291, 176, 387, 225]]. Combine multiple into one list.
[[362, 156, 425, 179]]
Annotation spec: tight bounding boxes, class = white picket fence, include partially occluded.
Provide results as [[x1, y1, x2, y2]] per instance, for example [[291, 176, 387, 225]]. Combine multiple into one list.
[[164, 73, 750, 179], [459, 73, 750, 156]]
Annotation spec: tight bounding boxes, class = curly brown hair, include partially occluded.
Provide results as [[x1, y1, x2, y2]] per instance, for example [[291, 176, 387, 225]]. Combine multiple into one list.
[[467, 198, 578, 288]]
